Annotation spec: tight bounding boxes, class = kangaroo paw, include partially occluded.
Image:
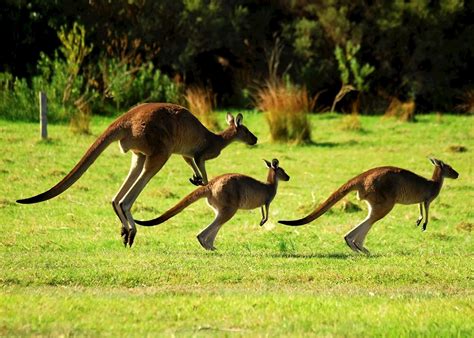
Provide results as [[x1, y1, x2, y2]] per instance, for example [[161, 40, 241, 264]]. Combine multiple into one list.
[[121, 227, 129, 247], [422, 223, 427, 232], [128, 229, 137, 247], [189, 175, 203, 186], [416, 218, 422, 226]]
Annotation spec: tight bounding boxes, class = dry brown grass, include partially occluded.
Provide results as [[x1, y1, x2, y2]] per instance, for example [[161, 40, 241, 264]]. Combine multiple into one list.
[[184, 86, 218, 130], [340, 113, 362, 131], [384, 97, 416, 122], [255, 80, 314, 143]]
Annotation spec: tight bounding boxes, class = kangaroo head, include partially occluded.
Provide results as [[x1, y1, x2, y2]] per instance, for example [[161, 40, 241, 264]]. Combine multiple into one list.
[[264, 158, 290, 182], [429, 158, 459, 179], [226, 112, 258, 145]]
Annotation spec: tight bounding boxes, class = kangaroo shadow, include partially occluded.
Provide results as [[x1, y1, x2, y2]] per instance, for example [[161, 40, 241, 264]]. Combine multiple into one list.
[[269, 251, 382, 259], [303, 140, 360, 148]]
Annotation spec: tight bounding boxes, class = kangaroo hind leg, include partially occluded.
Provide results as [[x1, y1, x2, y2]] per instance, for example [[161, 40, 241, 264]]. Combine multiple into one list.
[[350, 200, 394, 254], [119, 151, 170, 247], [197, 207, 237, 251], [112, 153, 146, 246]]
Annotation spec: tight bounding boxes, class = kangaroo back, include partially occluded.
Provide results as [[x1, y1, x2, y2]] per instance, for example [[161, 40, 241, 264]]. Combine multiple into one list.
[[279, 177, 360, 226], [135, 186, 209, 226], [17, 121, 126, 204]]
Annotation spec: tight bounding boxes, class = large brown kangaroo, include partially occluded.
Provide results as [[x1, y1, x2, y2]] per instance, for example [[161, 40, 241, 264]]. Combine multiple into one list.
[[135, 159, 290, 250], [279, 158, 458, 254], [17, 103, 257, 247]]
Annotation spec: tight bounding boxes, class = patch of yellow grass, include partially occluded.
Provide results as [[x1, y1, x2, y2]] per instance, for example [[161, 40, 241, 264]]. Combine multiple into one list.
[[255, 80, 314, 143]]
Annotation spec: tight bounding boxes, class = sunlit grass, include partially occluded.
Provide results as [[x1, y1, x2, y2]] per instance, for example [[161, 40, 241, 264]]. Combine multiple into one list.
[[1, 112, 472, 336]]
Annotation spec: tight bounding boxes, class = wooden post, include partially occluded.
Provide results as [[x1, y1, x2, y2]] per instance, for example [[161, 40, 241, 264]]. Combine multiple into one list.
[[39, 91, 48, 139]]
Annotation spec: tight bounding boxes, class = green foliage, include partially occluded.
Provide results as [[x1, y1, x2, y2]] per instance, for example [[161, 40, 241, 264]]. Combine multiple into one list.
[[57, 22, 93, 105], [0, 52, 86, 122], [0, 22, 96, 128], [1, 1, 473, 112], [0, 112, 472, 335], [100, 59, 182, 110], [334, 41, 375, 92]]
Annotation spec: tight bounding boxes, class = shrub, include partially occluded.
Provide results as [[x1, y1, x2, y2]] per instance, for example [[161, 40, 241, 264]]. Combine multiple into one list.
[[255, 79, 313, 143], [0, 23, 96, 133], [100, 59, 182, 110], [384, 97, 416, 122], [184, 86, 218, 130], [0, 52, 92, 124], [0, 73, 36, 121]]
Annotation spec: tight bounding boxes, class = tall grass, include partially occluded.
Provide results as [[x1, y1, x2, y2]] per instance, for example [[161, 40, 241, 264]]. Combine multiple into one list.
[[184, 86, 218, 130], [255, 80, 314, 143], [384, 97, 416, 121]]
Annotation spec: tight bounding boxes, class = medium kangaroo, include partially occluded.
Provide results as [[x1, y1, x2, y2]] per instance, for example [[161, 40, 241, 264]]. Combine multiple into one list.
[[135, 158, 290, 250], [279, 158, 458, 254], [16, 103, 258, 247]]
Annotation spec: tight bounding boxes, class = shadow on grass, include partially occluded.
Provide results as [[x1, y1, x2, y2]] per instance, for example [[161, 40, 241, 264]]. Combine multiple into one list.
[[269, 252, 382, 259], [300, 140, 360, 148]]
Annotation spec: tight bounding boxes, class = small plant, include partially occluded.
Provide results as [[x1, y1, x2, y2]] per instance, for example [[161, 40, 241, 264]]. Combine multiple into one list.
[[255, 79, 314, 143], [332, 41, 374, 114], [57, 22, 93, 105], [340, 113, 362, 131], [184, 86, 218, 130]]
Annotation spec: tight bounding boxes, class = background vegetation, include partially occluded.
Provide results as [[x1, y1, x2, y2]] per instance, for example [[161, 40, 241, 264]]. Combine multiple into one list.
[[1, 112, 472, 335], [1, 0, 473, 119]]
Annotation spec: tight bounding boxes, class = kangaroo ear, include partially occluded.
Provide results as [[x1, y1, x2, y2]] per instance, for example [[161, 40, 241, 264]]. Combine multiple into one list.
[[235, 113, 243, 126], [264, 159, 272, 168], [271, 159, 279, 168], [430, 158, 442, 167], [226, 112, 234, 125]]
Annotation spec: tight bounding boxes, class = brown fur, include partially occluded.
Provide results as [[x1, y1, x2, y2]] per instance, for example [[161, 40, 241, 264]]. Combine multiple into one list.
[[279, 158, 459, 254], [135, 159, 290, 250], [17, 103, 257, 247]]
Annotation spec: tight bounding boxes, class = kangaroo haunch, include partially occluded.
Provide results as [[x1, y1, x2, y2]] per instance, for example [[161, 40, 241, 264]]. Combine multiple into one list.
[[279, 158, 459, 254], [135, 158, 290, 251], [17, 103, 258, 247]]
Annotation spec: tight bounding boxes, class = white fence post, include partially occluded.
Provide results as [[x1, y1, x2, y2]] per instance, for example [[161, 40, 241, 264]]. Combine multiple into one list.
[[39, 91, 48, 139]]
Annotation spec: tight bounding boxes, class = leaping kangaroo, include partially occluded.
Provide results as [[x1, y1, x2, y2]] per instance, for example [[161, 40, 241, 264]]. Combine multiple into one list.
[[135, 158, 290, 250], [16, 103, 258, 247], [279, 158, 458, 254]]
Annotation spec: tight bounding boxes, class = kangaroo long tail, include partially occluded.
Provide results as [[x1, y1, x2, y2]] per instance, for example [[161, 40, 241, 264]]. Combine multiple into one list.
[[278, 178, 360, 226], [135, 186, 209, 226], [16, 121, 126, 204]]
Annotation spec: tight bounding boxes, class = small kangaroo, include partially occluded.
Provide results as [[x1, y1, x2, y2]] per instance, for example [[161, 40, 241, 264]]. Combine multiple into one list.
[[16, 103, 257, 247], [135, 158, 290, 250], [279, 158, 458, 254]]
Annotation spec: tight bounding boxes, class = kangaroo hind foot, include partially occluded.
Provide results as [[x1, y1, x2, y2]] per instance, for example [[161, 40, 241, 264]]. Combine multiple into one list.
[[197, 234, 216, 251]]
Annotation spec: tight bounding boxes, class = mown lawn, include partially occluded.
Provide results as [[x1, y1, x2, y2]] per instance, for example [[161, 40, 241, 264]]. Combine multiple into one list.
[[1, 111, 473, 336]]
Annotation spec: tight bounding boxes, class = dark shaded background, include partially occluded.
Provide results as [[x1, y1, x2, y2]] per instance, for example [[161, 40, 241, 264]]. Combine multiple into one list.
[[1, 0, 473, 112]]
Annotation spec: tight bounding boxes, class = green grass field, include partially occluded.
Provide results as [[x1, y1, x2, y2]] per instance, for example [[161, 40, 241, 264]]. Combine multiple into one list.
[[1, 112, 473, 336]]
